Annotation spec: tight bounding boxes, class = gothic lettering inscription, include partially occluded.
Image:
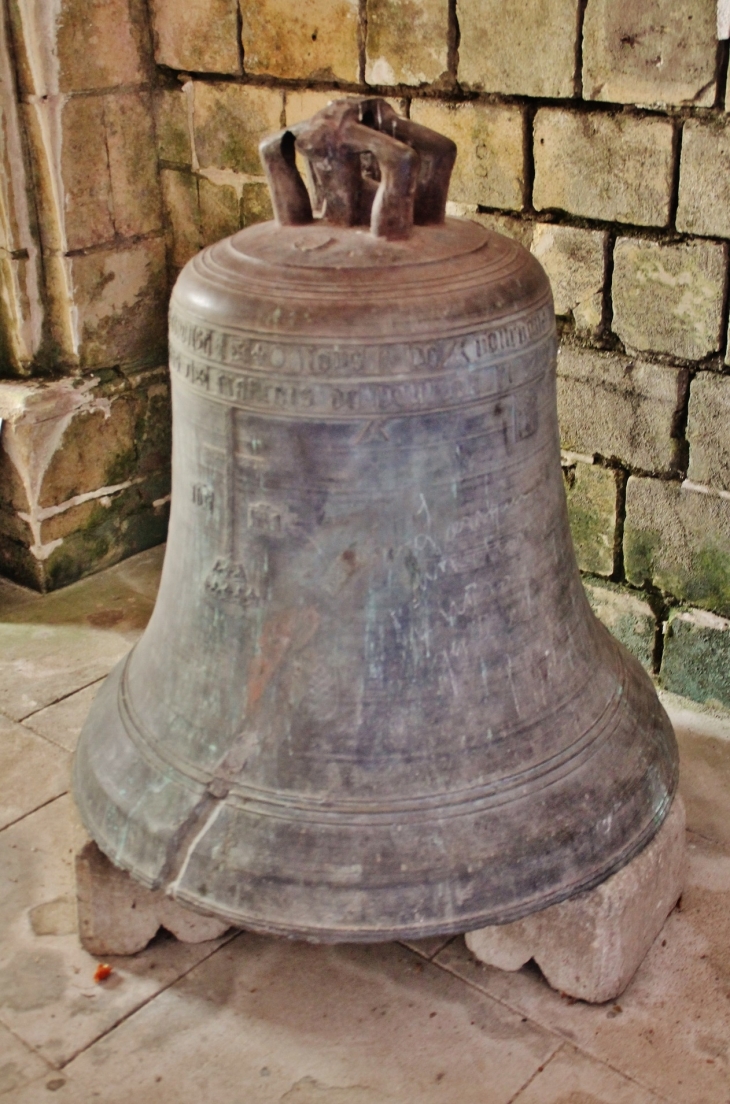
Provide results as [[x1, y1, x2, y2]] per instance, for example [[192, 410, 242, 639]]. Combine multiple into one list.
[[192, 484, 215, 511], [169, 304, 553, 381], [171, 348, 550, 425], [205, 558, 261, 604], [170, 348, 210, 390], [248, 502, 282, 533]]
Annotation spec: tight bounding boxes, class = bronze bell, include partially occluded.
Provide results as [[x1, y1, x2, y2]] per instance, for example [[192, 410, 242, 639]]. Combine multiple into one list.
[[72, 98, 678, 942]]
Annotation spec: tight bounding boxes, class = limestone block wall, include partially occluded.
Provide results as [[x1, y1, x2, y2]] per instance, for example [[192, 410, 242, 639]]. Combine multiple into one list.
[[0, 0, 729, 708]]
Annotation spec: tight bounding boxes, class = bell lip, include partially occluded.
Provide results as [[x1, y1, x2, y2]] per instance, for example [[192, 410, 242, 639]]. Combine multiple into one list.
[[162, 784, 676, 944], [75, 792, 677, 945]]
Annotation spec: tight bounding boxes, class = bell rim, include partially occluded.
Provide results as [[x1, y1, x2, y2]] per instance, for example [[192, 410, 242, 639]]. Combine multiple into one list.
[[74, 762, 678, 943], [172, 789, 677, 943]]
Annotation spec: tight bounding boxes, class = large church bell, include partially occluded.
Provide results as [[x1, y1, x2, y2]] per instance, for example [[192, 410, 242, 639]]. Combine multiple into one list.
[[72, 98, 678, 941]]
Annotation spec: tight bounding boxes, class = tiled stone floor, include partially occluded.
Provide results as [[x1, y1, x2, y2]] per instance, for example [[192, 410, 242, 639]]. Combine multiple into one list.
[[1, 545, 729, 1103]]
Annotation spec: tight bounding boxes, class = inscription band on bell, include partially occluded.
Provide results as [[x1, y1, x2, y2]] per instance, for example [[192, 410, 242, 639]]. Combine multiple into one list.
[[169, 309, 554, 421], [169, 302, 554, 377]]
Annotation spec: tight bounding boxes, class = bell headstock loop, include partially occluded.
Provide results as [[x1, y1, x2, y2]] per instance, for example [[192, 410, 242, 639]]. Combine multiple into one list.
[[259, 97, 457, 241]]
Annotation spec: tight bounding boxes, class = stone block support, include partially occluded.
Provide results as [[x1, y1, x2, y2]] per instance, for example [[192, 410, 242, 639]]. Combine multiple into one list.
[[466, 797, 686, 1003], [76, 841, 230, 956], [77, 797, 686, 987]]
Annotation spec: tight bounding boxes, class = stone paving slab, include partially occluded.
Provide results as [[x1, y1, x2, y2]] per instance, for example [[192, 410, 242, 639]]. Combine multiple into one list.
[[22, 576, 152, 636], [0, 544, 163, 628], [399, 936, 455, 961], [0, 714, 69, 831], [0, 795, 233, 1070], [0, 577, 42, 615], [93, 543, 165, 604], [0, 1022, 52, 1097], [4, 935, 562, 1104], [675, 717, 730, 852], [512, 1042, 666, 1103], [435, 834, 730, 1104], [0, 624, 129, 722], [0, 546, 162, 722], [21, 681, 103, 754]]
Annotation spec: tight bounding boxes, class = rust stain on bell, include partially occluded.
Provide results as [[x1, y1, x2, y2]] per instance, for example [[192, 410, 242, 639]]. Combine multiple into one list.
[[72, 98, 678, 941]]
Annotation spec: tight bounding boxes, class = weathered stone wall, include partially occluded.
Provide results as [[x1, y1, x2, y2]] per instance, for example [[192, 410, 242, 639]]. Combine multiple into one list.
[[0, 0, 170, 588], [0, 0, 728, 708]]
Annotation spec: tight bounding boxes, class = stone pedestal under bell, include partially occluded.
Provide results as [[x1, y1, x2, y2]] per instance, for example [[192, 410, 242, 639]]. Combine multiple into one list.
[[466, 796, 686, 1002], [75, 842, 230, 957], [75, 796, 685, 1002]]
